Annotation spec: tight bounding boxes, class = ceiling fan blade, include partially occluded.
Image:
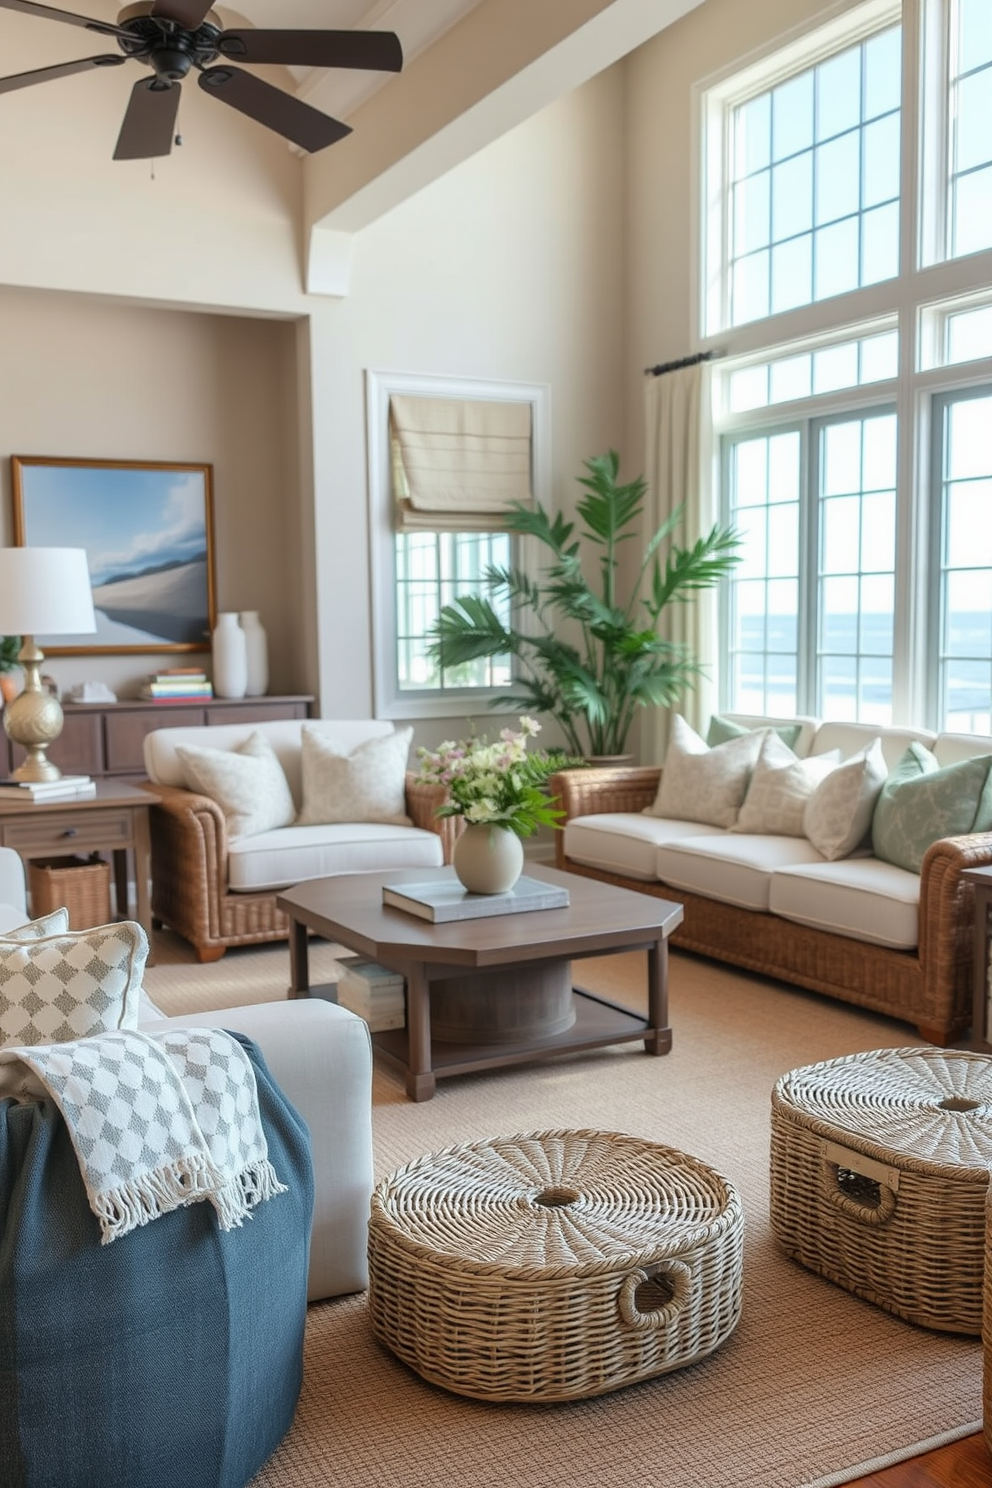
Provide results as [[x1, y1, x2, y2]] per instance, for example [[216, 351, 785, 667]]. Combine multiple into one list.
[[113, 77, 180, 160], [198, 66, 351, 153], [148, 0, 213, 28], [217, 29, 403, 73], [0, 53, 123, 94], [0, 0, 127, 38]]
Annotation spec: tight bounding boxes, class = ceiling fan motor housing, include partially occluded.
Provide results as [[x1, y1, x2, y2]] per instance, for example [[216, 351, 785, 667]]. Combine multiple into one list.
[[115, 10, 221, 80]]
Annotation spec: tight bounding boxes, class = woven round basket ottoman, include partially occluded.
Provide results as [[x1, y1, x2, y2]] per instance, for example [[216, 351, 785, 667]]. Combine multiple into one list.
[[771, 1047, 992, 1334], [367, 1128, 744, 1402]]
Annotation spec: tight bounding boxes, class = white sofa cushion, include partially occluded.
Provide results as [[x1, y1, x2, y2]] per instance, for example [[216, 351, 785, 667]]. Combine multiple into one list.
[[770, 857, 921, 950], [563, 814, 728, 881], [656, 834, 824, 912], [810, 720, 936, 771], [143, 718, 398, 807], [297, 724, 413, 827], [646, 715, 767, 828], [228, 822, 444, 893], [733, 734, 840, 837], [803, 738, 887, 860], [176, 732, 296, 840]]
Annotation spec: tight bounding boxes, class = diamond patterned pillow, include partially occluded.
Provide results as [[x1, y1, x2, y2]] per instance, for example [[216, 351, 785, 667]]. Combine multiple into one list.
[[0, 920, 148, 1048], [0, 909, 70, 942]]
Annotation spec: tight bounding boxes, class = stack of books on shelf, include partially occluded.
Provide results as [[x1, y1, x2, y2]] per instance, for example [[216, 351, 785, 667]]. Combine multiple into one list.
[[336, 959, 406, 1032], [139, 668, 214, 702], [0, 774, 95, 801]]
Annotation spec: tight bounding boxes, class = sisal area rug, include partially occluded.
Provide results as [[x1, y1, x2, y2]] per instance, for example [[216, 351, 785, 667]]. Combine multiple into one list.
[[144, 934, 982, 1488]]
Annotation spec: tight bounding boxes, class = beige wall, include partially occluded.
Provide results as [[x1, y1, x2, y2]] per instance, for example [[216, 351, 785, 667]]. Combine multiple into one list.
[[0, 287, 304, 700], [302, 66, 628, 733]]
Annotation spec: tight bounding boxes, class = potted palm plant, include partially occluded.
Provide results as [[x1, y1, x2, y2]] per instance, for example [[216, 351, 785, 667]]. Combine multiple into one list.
[[427, 450, 741, 759]]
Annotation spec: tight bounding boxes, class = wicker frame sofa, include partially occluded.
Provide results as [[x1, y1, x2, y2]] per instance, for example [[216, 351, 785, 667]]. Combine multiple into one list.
[[142, 719, 457, 962], [553, 714, 992, 1046]]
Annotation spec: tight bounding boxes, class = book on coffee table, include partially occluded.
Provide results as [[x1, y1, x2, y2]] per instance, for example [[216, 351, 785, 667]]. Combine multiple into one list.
[[382, 875, 570, 923]]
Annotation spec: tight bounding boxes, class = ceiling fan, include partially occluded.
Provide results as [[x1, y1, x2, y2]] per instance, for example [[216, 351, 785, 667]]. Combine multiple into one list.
[[0, 0, 403, 158]]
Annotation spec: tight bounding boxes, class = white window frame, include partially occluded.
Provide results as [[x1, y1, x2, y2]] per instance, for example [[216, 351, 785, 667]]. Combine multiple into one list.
[[700, 0, 903, 339], [365, 368, 551, 721], [700, 0, 992, 731]]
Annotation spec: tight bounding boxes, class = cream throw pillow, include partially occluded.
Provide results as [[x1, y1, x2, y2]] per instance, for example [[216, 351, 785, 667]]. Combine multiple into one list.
[[297, 725, 414, 826], [644, 715, 767, 829], [176, 732, 296, 840], [803, 738, 887, 860], [0, 919, 147, 1047], [733, 734, 841, 837]]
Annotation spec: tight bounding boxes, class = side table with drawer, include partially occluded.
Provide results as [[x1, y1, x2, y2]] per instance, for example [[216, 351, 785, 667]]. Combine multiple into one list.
[[0, 780, 160, 938]]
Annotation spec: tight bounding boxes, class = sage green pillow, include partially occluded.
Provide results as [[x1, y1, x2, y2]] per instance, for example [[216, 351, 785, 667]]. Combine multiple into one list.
[[707, 714, 802, 751], [871, 742, 992, 874]]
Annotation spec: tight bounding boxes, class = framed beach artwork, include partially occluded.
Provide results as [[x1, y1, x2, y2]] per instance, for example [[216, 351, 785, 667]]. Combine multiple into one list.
[[11, 456, 216, 654]]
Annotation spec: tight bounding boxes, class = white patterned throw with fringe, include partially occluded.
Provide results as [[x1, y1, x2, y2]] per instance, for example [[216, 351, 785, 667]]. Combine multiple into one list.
[[0, 1025, 287, 1243]]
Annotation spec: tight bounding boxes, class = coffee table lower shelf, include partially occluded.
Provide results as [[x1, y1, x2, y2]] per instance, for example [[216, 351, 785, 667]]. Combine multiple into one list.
[[369, 985, 665, 1087]]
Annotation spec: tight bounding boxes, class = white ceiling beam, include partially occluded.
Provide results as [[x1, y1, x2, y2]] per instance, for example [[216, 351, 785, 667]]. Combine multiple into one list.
[[303, 0, 704, 252]]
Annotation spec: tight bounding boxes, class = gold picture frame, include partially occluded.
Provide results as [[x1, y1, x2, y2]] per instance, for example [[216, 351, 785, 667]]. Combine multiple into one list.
[[12, 455, 216, 655]]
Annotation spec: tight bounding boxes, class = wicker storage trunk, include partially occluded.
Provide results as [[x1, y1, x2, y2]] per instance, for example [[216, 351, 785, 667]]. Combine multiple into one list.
[[368, 1128, 744, 1402], [28, 855, 113, 929], [771, 1047, 992, 1334]]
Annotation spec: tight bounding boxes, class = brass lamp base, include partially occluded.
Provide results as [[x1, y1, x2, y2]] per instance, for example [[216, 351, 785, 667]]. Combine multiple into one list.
[[2, 637, 64, 782]]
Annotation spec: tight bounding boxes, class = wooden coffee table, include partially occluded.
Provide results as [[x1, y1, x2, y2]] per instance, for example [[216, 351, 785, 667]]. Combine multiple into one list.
[[276, 865, 683, 1101]]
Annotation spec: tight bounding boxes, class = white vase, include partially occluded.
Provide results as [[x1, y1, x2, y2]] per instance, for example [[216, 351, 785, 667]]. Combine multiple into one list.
[[212, 612, 248, 699], [452, 823, 525, 895], [240, 610, 269, 697]]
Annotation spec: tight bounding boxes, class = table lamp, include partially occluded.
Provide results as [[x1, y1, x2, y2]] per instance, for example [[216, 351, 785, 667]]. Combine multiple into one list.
[[0, 547, 97, 782]]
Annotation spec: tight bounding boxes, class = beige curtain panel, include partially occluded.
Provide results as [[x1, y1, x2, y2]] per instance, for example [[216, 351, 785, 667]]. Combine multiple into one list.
[[390, 395, 533, 532]]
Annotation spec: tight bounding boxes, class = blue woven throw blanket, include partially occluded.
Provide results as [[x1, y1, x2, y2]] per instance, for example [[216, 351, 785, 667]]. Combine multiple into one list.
[[0, 1025, 287, 1242]]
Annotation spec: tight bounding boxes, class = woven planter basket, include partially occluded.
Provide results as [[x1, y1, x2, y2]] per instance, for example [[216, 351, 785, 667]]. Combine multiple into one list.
[[771, 1047, 992, 1334], [28, 856, 112, 930], [368, 1128, 744, 1402]]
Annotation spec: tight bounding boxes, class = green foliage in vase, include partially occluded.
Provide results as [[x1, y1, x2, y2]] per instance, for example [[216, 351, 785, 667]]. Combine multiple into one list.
[[427, 450, 741, 758], [414, 717, 582, 838]]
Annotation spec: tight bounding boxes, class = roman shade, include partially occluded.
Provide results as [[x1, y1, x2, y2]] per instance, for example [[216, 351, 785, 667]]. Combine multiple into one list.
[[390, 394, 532, 531]]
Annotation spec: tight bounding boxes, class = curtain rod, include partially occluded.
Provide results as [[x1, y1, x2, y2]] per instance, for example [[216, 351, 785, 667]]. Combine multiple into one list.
[[644, 350, 717, 377]]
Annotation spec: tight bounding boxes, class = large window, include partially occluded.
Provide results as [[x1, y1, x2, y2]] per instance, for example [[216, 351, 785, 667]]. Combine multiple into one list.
[[705, 0, 992, 731]]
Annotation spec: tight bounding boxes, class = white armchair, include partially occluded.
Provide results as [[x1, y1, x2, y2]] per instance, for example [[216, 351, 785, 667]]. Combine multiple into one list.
[[0, 845, 373, 1302]]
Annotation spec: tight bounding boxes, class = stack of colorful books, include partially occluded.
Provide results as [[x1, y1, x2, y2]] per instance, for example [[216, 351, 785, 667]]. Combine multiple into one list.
[[139, 668, 214, 702]]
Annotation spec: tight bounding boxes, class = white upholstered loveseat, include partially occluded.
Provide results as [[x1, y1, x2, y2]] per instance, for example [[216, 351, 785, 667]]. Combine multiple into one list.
[[142, 718, 455, 962], [554, 713, 992, 1045]]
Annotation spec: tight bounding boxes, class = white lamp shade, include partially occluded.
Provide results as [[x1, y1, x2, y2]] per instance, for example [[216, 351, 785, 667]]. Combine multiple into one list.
[[0, 547, 97, 636]]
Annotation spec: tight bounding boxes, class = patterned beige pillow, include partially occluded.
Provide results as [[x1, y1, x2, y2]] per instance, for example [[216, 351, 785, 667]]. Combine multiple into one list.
[[0, 909, 70, 941], [734, 734, 841, 837], [0, 920, 148, 1048], [644, 715, 767, 829], [297, 725, 414, 826], [176, 732, 296, 840], [803, 738, 887, 860]]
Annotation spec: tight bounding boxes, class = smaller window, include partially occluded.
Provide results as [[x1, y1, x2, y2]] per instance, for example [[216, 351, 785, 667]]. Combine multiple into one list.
[[366, 371, 550, 721]]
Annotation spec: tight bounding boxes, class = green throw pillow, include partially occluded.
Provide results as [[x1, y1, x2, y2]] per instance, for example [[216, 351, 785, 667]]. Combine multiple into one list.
[[706, 714, 802, 751], [871, 742, 992, 874]]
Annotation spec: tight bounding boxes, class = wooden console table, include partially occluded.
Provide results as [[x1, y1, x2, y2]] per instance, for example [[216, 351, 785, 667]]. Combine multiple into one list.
[[3, 694, 313, 782], [0, 780, 160, 937]]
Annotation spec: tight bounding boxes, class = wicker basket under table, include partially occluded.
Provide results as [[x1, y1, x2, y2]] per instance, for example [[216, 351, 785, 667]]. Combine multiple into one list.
[[771, 1047, 992, 1334], [367, 1128, 744, 1403], [28, 855, 112, 930]]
